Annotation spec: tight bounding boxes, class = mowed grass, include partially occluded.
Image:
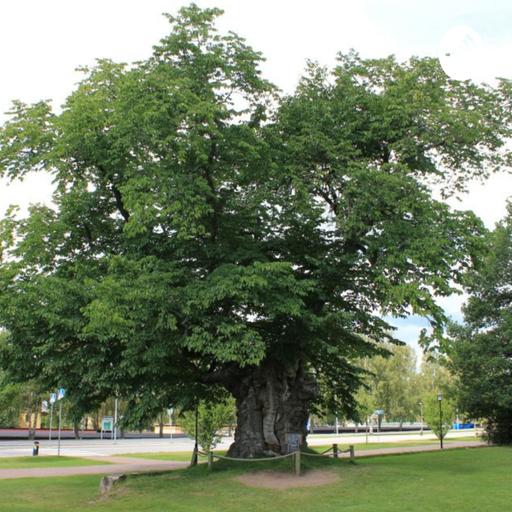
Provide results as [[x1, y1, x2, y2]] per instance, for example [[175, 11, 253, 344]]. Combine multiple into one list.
[[0, 456, 111, 469], [118, 450, 223, 462], [118, 436, 479, 462], [311, 436, 479, 453], [0, 447, 509, 512]]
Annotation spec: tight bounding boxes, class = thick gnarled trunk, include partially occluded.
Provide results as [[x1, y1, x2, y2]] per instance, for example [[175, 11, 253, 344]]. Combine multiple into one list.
[[227, 361, 317, 458]]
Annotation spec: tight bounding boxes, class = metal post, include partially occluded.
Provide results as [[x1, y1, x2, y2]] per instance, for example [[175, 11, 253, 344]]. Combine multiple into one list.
[[57, 400, 62, 456], [113, 398, 118, 443], [419, 401, 424, 436], [294, 450, 301, 476], [335, 416, 339, 435], [168, 408, 173, 441], [49, 403, 54, 441], [438, 393, 443, 450]]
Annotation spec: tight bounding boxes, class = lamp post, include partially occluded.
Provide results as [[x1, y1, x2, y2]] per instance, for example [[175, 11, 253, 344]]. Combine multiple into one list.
[[437, 393, 443, 450], [419, 400, 424, 436]]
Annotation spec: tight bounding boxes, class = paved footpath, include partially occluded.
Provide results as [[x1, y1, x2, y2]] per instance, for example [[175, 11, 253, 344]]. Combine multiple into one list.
[[0, 457, 188, 480], [0, 440, 487, 479]]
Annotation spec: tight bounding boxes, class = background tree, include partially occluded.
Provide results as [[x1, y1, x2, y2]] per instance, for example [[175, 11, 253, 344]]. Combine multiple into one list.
[[417, 356, 456, 396], [354, 343, 419, 431], [422, 393, 455, 441], [180, 398, 235, 452], [0, 5, 511, 457], [447, 201, 512, 443], [369, 344, 418, 429], [0, 379, 25, 428]]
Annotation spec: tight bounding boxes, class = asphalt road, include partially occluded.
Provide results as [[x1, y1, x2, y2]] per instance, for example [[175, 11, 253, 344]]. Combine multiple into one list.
[[0, 430, 477, 458]]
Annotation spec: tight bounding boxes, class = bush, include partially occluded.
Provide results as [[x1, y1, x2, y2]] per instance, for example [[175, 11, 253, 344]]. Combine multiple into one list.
[[180, 398, 235, 452]]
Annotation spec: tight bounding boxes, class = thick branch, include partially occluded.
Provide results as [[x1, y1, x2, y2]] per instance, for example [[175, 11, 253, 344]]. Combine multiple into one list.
[[111, 183, 130, 222]]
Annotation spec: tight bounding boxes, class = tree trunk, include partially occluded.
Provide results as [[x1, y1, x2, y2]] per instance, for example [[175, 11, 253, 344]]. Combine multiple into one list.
[[73, 421, 80, 439], [226, 361, 317, 458]]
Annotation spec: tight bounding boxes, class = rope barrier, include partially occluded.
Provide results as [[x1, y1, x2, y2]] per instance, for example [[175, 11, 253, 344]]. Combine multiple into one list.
[[300, 450, 332, 457], [212, 452, 294, 462], [195, 443, 355, 473]]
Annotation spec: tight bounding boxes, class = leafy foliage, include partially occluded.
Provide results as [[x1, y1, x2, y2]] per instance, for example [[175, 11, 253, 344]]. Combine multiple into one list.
[[357, 343, 418, 424], [0, 5, 510, 433], [448, 201, 512, 443], [180, 398, 235, 452], [422, 393, 455, 440]]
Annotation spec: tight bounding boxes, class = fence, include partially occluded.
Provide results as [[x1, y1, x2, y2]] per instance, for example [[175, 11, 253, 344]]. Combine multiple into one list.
[[194, 443, 355, 476]]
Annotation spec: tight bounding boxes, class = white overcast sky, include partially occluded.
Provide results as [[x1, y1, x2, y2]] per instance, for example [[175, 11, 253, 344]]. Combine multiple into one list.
[[1, 0, 511, 352]]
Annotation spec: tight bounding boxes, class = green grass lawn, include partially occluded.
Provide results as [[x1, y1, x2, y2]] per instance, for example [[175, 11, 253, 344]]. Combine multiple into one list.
[[311, 436, 479, 453], [0, 447, 508, 512], [118, 436, 479, 462], [118, 450, 223, 462], [0, 456, 111, 469]]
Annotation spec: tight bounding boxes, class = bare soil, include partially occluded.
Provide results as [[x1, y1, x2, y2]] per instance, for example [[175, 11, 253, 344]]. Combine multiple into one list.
[[235, 469, 339, 490]]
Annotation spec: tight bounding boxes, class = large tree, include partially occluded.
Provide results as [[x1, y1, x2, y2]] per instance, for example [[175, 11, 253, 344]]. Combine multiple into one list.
[[448, 201, 512, 443], [0, 5, 510, 457]]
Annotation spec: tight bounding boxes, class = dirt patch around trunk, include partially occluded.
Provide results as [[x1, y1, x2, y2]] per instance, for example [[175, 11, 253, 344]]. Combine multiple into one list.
[[235, 469, 339, 490]]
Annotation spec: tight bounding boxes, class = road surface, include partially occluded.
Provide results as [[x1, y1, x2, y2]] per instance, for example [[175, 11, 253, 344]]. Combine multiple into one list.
[[0, 430, 477, 458]]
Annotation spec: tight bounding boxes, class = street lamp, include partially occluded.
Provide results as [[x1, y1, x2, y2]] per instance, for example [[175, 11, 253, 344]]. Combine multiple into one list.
[[437, 393, 443, 449], [418, 400, 424, 436]]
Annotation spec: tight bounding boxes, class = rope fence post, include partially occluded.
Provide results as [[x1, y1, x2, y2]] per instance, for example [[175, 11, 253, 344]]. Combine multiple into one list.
[[333, 443, 338, 459], [294, 450, 301, 476], [207, 450, 213, 472], [349, 445, 355, 460]]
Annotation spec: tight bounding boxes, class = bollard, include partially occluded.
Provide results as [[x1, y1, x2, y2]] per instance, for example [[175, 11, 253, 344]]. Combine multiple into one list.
[[333, 443, 338, 459], [294, 450, 301, 476], [207, 451, 213, 472], [349, 445, 355, 461], [32, 441, 40, 456]]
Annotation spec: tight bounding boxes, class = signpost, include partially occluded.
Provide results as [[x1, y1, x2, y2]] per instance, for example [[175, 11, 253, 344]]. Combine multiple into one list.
[[167, 407, 174, 440], [113, 398, 118, 443], [49, 393, 56, 441], [57, 388, 65, 456], [101, 417, 114, 440], [375, 409, 384, 433]]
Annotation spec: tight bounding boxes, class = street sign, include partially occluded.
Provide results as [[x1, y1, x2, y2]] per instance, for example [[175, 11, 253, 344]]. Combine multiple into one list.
[[57, 388, 66, 400], [285, 433, 302, 454], [102, 417, 114, 432], [375, 409, 384, 415], [41, 400, 48, 413], [49, 393, 57, 404]]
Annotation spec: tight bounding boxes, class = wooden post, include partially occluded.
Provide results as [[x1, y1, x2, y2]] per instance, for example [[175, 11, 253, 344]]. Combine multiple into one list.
[[333, 443, 338, 459], [207, 451, 213, 472], [294, 450, 301, 476], [349, 445, 355, 460]]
